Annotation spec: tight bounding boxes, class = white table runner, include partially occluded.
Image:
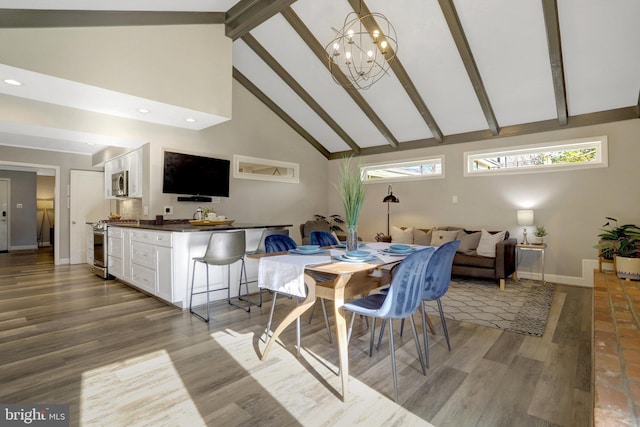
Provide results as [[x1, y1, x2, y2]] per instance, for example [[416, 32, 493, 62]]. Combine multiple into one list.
[[258, 254, 331, 298]]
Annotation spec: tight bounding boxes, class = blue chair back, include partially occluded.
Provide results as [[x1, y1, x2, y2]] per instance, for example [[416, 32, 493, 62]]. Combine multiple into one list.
[[378, 247, 436, 319], [265, 234, 297, 253], [310, 230, 339, 246], [422, 240, 460, 301], [254, 228, 290, 253]]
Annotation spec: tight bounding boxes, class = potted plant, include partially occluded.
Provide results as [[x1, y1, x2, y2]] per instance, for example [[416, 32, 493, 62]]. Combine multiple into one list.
[[337, 156, 366, 251], [596, 217, 640, 280], [533, 226, 547, 244]]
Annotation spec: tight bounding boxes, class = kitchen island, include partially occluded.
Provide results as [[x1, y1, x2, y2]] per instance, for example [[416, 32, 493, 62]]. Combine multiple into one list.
[[107, 221, 292, 308]]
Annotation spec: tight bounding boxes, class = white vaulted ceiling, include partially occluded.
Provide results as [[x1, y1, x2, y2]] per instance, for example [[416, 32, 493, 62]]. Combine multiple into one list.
[[0, 0, 638, 158]]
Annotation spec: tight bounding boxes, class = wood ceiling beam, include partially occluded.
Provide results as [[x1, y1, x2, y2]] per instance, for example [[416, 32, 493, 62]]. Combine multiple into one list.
[[281, 7, 400, 149], [0, 10, 224, 27], [225, 0, 297, 40], [541, 0, 568, 126], [233, 68, 330, 159], [349, 0, 443, 143], [241, 34, 361, 154], [328, 106, 639, 159], [438, 0, 500, 136]]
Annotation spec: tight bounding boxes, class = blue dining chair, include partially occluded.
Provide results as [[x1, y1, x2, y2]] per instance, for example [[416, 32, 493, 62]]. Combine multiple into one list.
[[377, 240, 461, 368], [310, 230, 339, 247], [343, 246, 435, 402], [418, 240, 460, 367]]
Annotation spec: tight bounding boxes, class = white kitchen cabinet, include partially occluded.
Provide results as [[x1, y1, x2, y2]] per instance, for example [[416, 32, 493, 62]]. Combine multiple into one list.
[[104, 160, 114, 199], [103, 146, 144, 199], [107, 227, 124, 278], [108, 227, 174, 303], [106, 226, 266, 308], [86, 224, 94, 265], [125, 148, 143, 198]]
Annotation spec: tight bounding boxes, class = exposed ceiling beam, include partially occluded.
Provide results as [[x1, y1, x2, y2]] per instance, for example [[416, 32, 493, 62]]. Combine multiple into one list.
[[541, 0, 568, 126], [438, 0, 500, 136], [226, 0, 297, 40], [233, 68, 330, 159], [349, 0, 443, 143], [0, 10, 224, 28], [241, 33, 361, 154], [281, 7, 400, 150], [328, 106, 639, 159]]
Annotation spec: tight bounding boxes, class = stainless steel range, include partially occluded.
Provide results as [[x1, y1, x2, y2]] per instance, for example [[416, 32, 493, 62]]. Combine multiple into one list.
[[92, 221, 111, 279]]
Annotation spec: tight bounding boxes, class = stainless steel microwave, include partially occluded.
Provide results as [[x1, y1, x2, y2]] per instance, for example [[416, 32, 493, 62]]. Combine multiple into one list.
[[111, 171, 129, 197]]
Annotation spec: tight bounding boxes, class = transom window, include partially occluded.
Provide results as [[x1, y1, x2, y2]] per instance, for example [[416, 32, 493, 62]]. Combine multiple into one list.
[[464, 136, 607, 176], [361, 156, 444, 183]]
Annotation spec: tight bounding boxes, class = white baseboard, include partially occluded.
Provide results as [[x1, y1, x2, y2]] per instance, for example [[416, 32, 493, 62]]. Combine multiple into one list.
[[516, 258, 600, 288], [9, 244, 38, 250]]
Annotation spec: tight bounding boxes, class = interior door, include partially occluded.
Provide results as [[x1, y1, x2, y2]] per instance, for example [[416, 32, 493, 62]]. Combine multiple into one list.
[[69, 170, 110, 264], [0, 179, 8, 252]]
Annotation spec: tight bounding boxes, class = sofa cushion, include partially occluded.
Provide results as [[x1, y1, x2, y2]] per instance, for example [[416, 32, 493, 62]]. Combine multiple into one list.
[[454, 253, 496, 269], [414, 228, 432, 246], [456, 231, 482, 255], [431, 229, 459, 246], [476, 229, 507, 257], [391, 226, 414, 244]]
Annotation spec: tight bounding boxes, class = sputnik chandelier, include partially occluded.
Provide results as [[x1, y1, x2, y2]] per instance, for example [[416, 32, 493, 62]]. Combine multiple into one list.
[[325, 8, 398, 90]]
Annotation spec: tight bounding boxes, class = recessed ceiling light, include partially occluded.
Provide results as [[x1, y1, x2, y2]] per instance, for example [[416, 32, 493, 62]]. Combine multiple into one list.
[[185, 118, 196, 123], [4, 79, 22, 86], [137, 108, 150, 114]]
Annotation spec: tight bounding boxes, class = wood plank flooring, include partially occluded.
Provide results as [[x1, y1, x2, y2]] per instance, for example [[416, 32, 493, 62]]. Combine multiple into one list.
[[0, 249, 593, 426]]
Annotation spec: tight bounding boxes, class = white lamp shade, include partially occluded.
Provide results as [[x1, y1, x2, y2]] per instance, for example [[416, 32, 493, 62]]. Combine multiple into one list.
[[517, 209, 534, 226], [37, 199, 54, 210]]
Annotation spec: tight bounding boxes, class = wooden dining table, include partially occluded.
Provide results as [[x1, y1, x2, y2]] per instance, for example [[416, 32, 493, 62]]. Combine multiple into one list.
[[255, 243, 419, 401]]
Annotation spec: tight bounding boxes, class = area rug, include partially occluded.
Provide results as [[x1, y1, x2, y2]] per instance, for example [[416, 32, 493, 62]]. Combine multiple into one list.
[[423, 277, 555, 336]]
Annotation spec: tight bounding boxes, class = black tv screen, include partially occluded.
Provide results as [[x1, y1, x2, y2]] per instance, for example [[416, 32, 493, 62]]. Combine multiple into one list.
[[162, 151, 230, 197]]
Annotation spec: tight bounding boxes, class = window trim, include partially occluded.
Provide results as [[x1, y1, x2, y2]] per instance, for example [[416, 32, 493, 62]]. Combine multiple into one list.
[[463, 136, 608, 177], [233, 155, 299, 183], [360, 155, 445, 184]]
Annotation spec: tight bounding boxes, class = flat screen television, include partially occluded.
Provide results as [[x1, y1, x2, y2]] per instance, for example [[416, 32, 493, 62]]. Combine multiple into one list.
[[162, 151, 230, 198]]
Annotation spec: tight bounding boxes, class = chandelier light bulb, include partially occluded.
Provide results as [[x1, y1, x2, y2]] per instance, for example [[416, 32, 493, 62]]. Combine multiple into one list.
[[325, 11, 398, 90]]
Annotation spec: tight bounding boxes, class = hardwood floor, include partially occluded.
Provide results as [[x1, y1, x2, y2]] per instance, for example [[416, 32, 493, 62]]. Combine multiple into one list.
[[0, 249, 593, 426]]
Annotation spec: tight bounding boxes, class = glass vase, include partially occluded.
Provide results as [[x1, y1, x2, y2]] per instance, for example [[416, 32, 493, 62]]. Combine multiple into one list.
[[346, 225, 358, 252]]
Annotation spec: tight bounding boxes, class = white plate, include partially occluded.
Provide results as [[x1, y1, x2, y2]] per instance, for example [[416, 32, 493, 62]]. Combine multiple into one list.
[[335, 254, 377, 263], [289, 249, 327, 255]]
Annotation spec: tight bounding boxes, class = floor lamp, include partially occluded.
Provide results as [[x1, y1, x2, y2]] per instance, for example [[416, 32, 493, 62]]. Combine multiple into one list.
[[382, 185, 399, 236], [37, 199, 54, 247]]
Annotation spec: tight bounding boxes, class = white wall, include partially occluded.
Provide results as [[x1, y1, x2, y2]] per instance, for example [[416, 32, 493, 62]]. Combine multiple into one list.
[[328, 119, 640, 284]]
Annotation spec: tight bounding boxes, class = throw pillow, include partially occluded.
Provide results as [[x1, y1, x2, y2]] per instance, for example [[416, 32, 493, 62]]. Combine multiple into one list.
[[430, 229, 459, 246], [476, 229, 507, 257], [391, 226, 414, 244], [456, 231, 482, 255], [414, 228, 432, 246]]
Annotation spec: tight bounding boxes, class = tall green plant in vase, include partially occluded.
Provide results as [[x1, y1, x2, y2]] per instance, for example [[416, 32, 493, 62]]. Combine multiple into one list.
[[337, 156, 366, 251]]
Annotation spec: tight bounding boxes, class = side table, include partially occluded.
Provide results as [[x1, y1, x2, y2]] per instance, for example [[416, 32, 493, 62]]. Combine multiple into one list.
[[516, 243, 547, 283]]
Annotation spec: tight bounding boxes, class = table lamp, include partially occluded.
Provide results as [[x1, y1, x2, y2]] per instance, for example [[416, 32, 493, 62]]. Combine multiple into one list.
[[517, 209, 534, 245], [382, 185, 399, 236]]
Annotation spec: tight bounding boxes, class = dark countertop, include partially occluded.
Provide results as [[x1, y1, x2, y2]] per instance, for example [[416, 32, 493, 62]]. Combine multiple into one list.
[[107, 221, 293, 233]]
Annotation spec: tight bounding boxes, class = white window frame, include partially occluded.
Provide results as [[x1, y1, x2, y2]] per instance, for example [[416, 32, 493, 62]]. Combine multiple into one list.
[[463, 136, 608, 177], [360, 155, 445, 184], [233, 155, 299, 183]]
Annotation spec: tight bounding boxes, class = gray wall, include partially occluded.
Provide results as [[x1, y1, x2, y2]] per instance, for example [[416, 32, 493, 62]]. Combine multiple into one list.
[[328, 118, 640, 284], [0, 170, 37, 248]]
